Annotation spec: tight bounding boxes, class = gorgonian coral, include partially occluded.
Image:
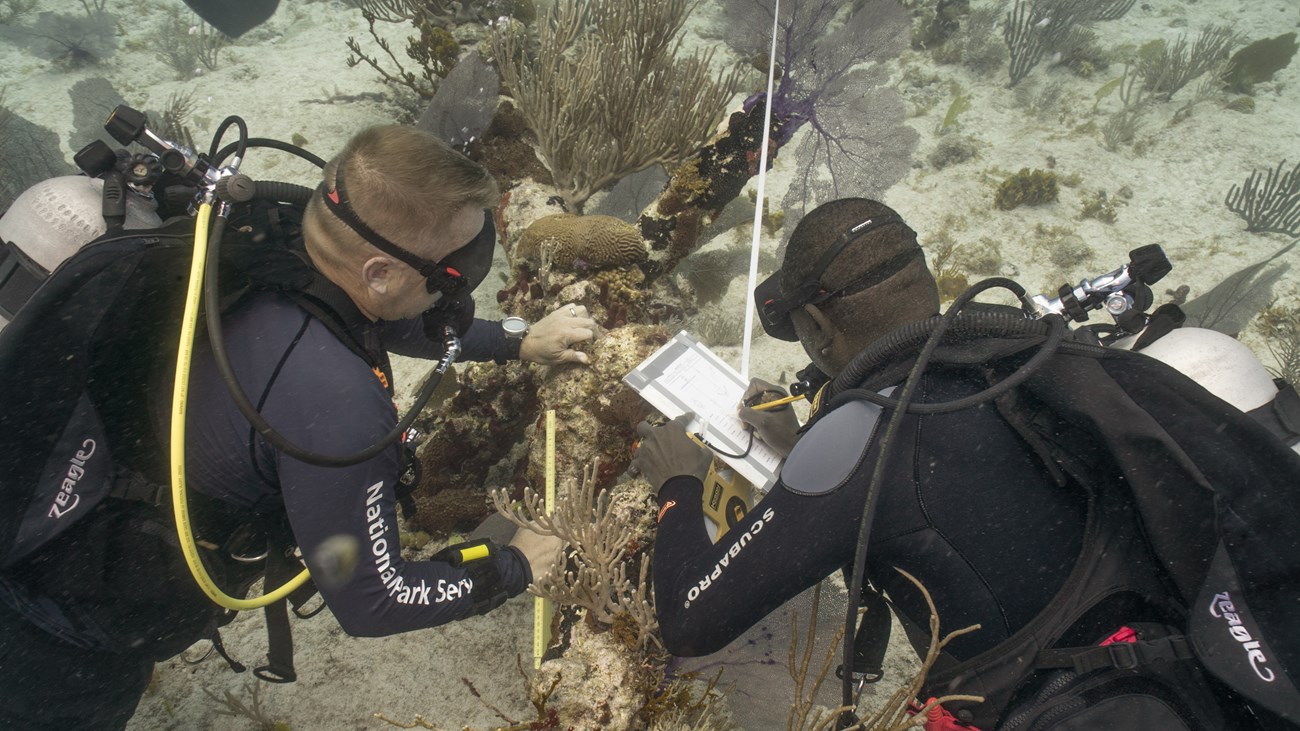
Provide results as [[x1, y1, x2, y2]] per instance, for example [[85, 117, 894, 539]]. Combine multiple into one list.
[[718, 0, 918, 225]]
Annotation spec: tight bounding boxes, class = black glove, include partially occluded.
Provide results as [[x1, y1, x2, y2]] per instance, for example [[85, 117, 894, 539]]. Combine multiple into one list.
[[631, 413, 712, 492], [737, 378, 801, 457]]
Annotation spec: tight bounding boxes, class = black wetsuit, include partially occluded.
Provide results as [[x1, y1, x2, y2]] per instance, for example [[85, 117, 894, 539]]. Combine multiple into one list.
[[653, 369, 1089, 661], [179, 291, 531, 635], [0, 289, 529, 729]]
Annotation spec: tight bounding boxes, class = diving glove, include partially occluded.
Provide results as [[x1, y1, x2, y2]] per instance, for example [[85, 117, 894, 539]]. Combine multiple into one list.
[[737, 378, 801, 458]]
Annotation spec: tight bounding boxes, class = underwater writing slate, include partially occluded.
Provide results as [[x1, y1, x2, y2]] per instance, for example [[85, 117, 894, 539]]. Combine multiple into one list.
[[623, 331, 782, 491]]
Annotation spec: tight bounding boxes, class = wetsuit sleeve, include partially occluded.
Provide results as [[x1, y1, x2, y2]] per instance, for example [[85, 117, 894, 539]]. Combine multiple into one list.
[[652, 475, 853, 656], [381, 317, 513, 363], [266, 325, 529, 637]]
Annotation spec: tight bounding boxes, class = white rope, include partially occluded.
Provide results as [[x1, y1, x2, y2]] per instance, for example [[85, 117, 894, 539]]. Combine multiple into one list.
[[739, 0, 781, 383]]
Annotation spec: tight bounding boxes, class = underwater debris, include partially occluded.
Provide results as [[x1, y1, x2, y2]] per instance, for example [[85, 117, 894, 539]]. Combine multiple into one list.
[[492, 0, 741, 210], [1225, 159, 1300, 237], [514, 214, 649, 273], [993, 168, 1059, 210]]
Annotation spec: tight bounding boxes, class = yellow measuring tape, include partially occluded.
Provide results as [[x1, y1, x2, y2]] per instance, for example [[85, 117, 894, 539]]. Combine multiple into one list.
[[533, 410, 557, 669]]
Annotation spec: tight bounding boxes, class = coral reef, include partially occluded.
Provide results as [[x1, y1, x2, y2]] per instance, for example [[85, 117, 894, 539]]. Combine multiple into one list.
[[344, 0, 528, 106], [464, 103, 553, 191], [1259, 304, 1300, 385], [994, 168, 1059, 210], [927, 134, 979, 170], [514, 214, 649, 273], [493, 458, 659, 648], [492, 0, 741, 210], [409, 362, 540, 536], [638, 103, 789, 279]]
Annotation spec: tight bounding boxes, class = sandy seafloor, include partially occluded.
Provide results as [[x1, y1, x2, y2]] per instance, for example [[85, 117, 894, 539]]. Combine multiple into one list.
[[1, 0, 1298, 728]]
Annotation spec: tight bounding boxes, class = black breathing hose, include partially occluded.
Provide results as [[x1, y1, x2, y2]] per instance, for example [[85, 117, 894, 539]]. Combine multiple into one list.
[[196, 124, 456, 468]]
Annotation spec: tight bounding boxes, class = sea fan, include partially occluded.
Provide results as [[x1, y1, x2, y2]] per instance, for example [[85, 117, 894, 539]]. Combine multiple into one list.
[[718, 0, 918, 227]]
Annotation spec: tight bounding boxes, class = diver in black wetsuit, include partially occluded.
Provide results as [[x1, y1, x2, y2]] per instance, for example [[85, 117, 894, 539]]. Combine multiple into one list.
[[634, 199, 1263, 730], [0, 126, 594, 729]]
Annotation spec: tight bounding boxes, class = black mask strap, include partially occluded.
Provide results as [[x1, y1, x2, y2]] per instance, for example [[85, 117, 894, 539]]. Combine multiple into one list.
[[318, 172, 440, 281]]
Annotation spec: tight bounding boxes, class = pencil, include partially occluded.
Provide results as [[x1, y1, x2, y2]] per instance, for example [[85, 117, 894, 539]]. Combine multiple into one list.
[[749, 393, 804, 411]]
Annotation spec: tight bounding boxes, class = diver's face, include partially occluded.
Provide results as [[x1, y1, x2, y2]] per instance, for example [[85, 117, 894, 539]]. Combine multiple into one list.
[[381, 205, 484, 320]]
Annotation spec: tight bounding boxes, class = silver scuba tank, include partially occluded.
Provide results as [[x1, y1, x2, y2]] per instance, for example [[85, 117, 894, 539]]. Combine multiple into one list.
[[0, 175, 162, 331]]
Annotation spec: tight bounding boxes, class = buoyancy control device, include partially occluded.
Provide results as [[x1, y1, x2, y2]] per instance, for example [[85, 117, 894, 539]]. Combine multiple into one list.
[[0, 106, 474, 677], [815, 248, 1300, 728]]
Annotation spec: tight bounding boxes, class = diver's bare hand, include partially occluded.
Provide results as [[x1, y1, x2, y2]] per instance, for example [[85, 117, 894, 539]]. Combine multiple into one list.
[[520, 303, 595, 366]]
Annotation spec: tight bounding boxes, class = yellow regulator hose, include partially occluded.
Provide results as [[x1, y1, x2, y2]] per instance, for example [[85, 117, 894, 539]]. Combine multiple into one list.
[[171, 202, 310, 610]]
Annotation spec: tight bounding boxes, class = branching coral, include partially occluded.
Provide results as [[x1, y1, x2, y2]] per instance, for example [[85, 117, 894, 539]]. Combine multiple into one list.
[[345, 0, 512, 102], [1225, 159, 1300, 237], [492, 458, 660, 650], [1002, 0, 1135, 86], [1134, 26, 1243, 99], [151, 7, 230, 80], [492, 0, 741, 211]]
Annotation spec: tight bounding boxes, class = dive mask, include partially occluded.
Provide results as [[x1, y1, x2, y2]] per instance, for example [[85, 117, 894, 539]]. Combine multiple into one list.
[[318, 170, 496, 299], [756, 214, 917, 342]]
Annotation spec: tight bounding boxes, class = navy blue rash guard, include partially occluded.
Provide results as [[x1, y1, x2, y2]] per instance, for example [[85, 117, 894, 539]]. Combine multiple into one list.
[[179, 291, 529, 636], [652, 369, 1089, 660]]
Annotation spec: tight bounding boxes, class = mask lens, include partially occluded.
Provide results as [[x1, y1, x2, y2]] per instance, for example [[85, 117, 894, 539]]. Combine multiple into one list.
[[754, 270, 799, 342]]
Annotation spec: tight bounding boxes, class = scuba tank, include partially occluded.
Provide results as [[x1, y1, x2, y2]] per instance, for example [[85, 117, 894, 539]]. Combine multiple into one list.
[[0, 175, 162, 330]]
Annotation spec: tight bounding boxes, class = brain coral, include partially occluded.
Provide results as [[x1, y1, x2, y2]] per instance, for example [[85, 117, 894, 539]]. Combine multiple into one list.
[[514, 213, 649, 272]]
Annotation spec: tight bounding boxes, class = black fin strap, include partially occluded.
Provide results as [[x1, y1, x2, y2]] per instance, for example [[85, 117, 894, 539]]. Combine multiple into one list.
[[211, 628, 247, 674], [837, 582, 891, 685], [254, 545, 299, 683]]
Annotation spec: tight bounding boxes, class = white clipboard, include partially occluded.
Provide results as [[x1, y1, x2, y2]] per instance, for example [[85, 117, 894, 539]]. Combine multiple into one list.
[[623, 331, 782, 492]]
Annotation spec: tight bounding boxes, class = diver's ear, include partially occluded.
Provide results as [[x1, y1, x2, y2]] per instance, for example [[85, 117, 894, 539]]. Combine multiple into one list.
[[794, 302, 835, 355], [360, 255, 394, 295]]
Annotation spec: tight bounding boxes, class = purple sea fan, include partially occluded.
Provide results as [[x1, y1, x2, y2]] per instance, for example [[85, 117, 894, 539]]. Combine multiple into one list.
[[720, 0, 918, 223]]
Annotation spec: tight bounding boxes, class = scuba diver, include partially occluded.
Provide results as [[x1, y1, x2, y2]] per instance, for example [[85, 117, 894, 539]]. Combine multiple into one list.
[[0, 122, 594, 729], [634, 198, 1300, 729]]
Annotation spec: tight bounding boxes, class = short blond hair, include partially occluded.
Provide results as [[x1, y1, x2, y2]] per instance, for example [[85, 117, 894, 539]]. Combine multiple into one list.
[[304, 125, 498, 268]]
